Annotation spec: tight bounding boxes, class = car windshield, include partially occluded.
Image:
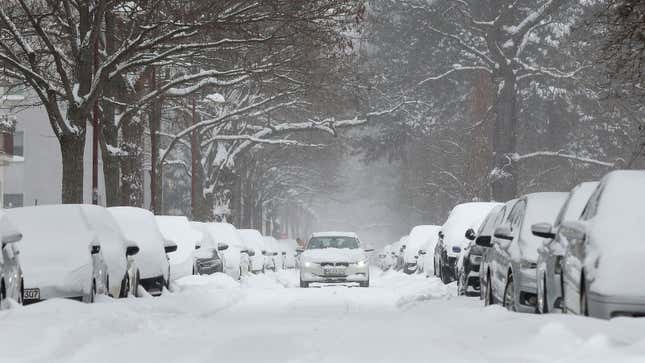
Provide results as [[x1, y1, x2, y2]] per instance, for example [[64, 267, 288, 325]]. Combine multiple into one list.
[[307, 236, 360, 249]]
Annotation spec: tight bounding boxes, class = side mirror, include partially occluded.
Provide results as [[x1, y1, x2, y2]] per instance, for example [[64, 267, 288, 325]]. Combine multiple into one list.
[[91, 245, 101, 254], [364, 248, 374, 252], [475, 235, 492, 248], [217, 243, 228, 251], [195, 243, 201, 250], [2, 232, 22, 245], [248, 250, 256, 257], [281, 251, 286, 255], [126, 246, 140, 256], [438, 231, 444, 239], [465, 228, 476, 241], [418, 249, 426, 255], [165, 244, 178, 253], [262, 250, 268, 255], [273, 252, 278, 256], [493, 226, 513, 241], [531, 223, 555, 239]]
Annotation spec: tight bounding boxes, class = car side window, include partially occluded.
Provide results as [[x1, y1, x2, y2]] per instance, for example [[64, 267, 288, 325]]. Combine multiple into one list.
[[508, 200, 526, 234], [580, 185, 604, 221]]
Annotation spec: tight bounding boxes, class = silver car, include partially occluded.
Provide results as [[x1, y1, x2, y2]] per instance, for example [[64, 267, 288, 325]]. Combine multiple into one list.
[[298, 232, 373, 288], [485, 193, 568, 313], [532, 182, 598, 314], [0, 212, 23, 307], [560, 170, 645, 318]]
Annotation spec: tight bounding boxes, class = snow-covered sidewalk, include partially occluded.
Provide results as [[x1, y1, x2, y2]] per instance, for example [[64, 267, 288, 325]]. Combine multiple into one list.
[[1, 270, 645, 363]]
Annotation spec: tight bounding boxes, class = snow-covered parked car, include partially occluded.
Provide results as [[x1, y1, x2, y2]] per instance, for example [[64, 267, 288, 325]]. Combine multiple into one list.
[[403, 225, 441, 274], [0, 211, 23, 307], [109, 207, 176, 296], [80, 205, 140, 298], [238, 229, 267, 274], [8, 205, 109, 304], [190, 222, 228, 275], [485, 193, 567, 313], [263, 236, 280, 271], [298, 232, 373, 288], [377, 244, 394, 271], [420, 227, 441, 277], [393, 236, 408, 271], [156, 216, 201, 281], [559, 171, 645, 319], [201, 223, 248, 280], [532, 182, 598, 314], [434, 202, 502, 283], [278, 239, 298, 269], [456, 205, 503, 296]]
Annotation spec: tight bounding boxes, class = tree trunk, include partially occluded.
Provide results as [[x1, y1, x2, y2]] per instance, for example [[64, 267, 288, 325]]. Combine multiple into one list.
[[60, 134, 86, 203], [119, 116, 144, 206], [491, 73, 518, 201]]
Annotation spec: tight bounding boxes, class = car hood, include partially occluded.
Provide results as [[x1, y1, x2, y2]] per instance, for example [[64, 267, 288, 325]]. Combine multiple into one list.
[[301, 248, 366, 263]]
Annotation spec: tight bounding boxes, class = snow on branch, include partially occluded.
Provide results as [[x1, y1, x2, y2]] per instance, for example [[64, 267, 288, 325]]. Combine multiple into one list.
[[418, 65, 493, 86], [509, 151, 622, 168]]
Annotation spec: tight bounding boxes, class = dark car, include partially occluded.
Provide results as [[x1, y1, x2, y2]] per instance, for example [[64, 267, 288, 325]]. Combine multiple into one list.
[[457, 205, 503, 296]]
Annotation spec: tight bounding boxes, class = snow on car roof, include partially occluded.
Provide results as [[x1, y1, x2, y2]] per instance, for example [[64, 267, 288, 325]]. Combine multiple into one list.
[[0, 210, 22, 243], [310, 231, 359, 239], [520, 192, 569, 259], [558, 181, 599, 223], [7, 205, 94, 266], [404, 225, 441, 259], [441, 202, 503, 249], [108, 207, 168, 251], [202, 222, 244, 248], [156, 216, 202, 261], [238, 229, 265, 250]]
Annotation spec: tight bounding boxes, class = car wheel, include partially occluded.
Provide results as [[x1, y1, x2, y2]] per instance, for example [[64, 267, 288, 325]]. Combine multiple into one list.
[[0, 279, 5, 308], [134, 270, 141, 298], [503, 274, 516, 312], [542, 275, 549, 314], [580, 274, 589, 316], [18, 279, 24, 304], [484, 274, 494, 306], [90, 280, 96, 303], [105, 275, 110, 297], [300, 279, 309, 288], [121, 274, 129, 298]]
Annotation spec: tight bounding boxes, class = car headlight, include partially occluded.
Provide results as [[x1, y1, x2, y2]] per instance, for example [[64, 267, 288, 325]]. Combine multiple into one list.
[[520, 260, 537, 269], [356, 259, 368, 267]]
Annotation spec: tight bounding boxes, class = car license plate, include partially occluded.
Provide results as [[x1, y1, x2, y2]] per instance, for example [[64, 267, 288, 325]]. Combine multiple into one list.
[[24, 288, 40, 300], [324, 267, 345, 276]]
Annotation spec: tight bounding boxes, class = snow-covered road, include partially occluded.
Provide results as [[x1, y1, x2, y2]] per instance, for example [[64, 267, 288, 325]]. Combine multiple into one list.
[[1, 270, 645, 363]]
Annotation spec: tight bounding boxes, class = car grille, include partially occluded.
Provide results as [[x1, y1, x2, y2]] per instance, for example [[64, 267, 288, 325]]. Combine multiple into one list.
[[320, 262, 350, 267], [140, 276, 164, 295]]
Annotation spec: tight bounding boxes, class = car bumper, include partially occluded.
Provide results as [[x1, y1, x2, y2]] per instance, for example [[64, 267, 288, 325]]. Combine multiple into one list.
[[516, 269, 538, 312], [588, 292, 645, 319], [140, 275, 164, 296], [403, 262, 418, 274], [196, 259, 222, 275], [300, 264, 369, 283]]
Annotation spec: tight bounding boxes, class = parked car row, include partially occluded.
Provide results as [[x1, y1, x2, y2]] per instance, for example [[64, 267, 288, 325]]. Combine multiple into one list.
[[377, 225, 440, 276], [378, 170, 645, 320], [0, 204, 298, 308]]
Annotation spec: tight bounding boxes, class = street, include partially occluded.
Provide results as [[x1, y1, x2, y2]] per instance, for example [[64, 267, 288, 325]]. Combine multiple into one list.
[[1, 269, 645, 363]]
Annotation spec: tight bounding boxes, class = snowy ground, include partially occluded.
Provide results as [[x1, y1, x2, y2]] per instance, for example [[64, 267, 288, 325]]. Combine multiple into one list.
[[1, 270, 645, 363]]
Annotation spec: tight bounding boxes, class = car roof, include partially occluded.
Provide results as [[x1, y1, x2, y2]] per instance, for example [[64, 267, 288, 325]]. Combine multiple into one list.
[[310, 231, 359, 239]]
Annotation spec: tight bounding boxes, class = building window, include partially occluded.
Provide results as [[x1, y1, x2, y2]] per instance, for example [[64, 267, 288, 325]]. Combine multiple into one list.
[[3, 193, 23, 208], [13, 131, 23, 156]]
